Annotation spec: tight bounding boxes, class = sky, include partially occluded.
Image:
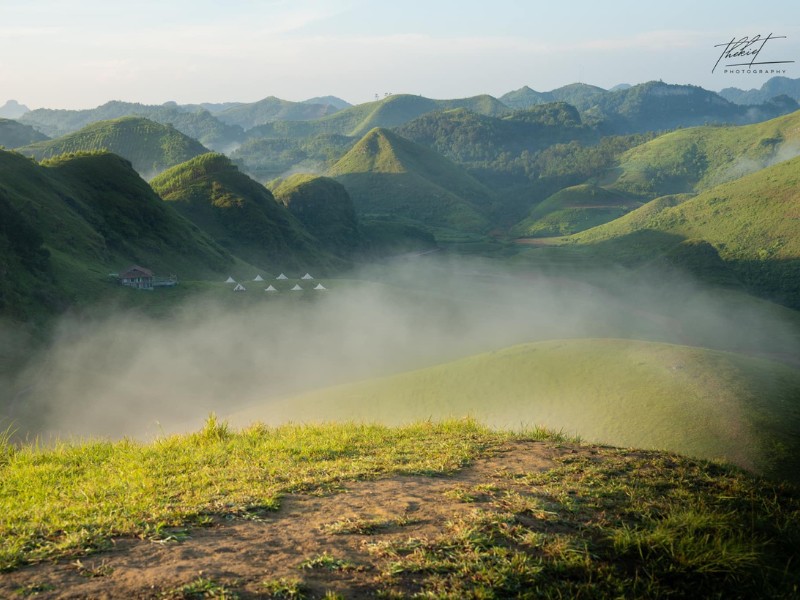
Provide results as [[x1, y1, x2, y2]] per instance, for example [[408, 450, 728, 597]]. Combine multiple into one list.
[[1, 0, 799, 109]]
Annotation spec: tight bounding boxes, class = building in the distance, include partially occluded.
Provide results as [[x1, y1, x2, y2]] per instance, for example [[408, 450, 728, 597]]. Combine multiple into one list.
[[119, 265, 154, 290]]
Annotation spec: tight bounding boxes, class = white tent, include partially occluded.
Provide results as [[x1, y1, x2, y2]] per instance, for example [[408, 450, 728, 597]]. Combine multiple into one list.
[[301, 273, 314, 280], [313, 283, 327, 290], [253, 274, 264, 282], [291, 284, 303, 291], [265, 285, 277, 292], [225, 276, 236, 283], [276, 273, 288, 280], [233, 283, 246, 292]]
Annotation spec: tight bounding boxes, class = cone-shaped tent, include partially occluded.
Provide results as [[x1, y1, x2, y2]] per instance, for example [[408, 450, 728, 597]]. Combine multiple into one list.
[[301, 273, 314, 280], [225, 276, 236, 283], [313, 283, 327, 290], [276, 273, 288, 280], [291, 284, 303, 291], [233, 283, 247, 291], [253, 274, 264, 281], [265, 285, 277, 292]]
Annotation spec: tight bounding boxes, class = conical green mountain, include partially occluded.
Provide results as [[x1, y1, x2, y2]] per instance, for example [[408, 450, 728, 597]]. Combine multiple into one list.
[[0, 118, 48, 148], [327, 128, 495, 233], [0, 149, 233, 317], [573, 155, 800, 306], [271, 174, 362, 256], [151, 154, 334, 270], [18, 117, 209, 179]]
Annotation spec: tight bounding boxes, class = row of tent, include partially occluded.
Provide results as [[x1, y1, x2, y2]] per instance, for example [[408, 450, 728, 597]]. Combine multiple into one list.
[[232, 282, 327, 292], [225, 273, 315, 284]]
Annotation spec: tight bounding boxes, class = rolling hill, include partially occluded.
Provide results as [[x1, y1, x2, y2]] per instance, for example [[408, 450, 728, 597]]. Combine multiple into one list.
[[327, 127, 495, 233], [572, 155, 800, 306], [18, 117, 210, 179], [512, 184, 642, 237], [500, 83, 607, 110], [19, 101, 242, 150], [602, 109, 800, 198], [216, 96, 341, 130], [230, 338, 800, 481], [0, 149, 234, 317], [245, 93, 510, 140], [151, 153, 334, 270], [0, 118, 48, 148], [270, 174, 362, 256]]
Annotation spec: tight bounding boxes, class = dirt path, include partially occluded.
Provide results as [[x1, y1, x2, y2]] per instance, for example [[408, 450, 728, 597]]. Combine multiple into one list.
[[0, 441, 562, 599]]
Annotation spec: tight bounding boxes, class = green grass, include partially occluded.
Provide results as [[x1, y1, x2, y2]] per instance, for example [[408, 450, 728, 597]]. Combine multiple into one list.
[[231, 338, 800, 481], [368, 447, 800, 599], [1, 419, 799, 597], [0, 418, 503, 571]]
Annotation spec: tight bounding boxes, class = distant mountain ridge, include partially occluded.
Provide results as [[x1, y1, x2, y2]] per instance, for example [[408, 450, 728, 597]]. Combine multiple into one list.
[[719, 76, 800, 105], [0, 100, 29, 119]]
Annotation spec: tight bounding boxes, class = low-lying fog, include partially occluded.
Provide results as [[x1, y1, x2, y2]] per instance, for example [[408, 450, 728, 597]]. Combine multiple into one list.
[[2, 257, 799, 440]]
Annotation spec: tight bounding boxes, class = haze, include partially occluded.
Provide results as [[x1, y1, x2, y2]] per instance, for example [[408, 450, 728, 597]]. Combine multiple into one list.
[[3, 259, 798, 440], [1, 0, 798, 109]]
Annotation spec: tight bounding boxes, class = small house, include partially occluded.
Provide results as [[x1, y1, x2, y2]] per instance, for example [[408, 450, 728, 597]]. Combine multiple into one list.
[[119, 265, 154, 290]]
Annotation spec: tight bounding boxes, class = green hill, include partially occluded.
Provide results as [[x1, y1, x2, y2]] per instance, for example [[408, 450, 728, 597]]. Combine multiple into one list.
[[19, 101, 242, 150], [604, 109, 800, 198], [18, 117, 209, 179], [0, 149, 233, 317], [582, 81, 793, 134], [271, 174, 362, 256], [512, 184, 642, 237], [500, 83, 607, 110], [327, 128, 494, 233], [231, 338, 800, 481], [151, 154, 333, 270], [573, 156, 800, 306], [0, 118, 48, 148], [245, 94, 510, 140], [216, 96, 341, 130]]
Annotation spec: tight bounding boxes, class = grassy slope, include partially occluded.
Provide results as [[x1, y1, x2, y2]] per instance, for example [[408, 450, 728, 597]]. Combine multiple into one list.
[[231, 338, 800, 481], [512, 184, 643, 237], [573, 156, 800, 304], [604, 109, 800, 197], [0, 118, 48, 149], [18, 117, 209, 179], [1, 419, 798, 598], [0, 149, 234, 315], [270, 173, 362, 256], [327, 127, 493, 233], [151, 154, 335, 271]]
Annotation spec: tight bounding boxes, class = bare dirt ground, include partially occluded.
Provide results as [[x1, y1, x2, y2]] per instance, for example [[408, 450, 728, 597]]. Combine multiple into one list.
[[0, 440, 564, 599]]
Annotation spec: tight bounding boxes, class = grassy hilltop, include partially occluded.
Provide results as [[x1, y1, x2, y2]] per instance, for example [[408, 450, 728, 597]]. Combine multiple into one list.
[[0, 419, 798, 598]]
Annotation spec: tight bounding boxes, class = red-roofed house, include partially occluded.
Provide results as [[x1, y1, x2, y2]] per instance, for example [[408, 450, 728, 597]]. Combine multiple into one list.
[[119, 265, 154, 290]]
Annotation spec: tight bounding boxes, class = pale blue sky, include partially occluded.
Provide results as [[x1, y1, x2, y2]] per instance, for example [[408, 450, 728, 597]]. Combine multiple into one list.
[[1, 0, 798, 108]]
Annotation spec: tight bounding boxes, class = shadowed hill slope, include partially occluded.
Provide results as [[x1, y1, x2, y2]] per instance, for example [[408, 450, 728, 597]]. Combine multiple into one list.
[[0, 118, 48, 148], [151, 154, 335, 270]]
